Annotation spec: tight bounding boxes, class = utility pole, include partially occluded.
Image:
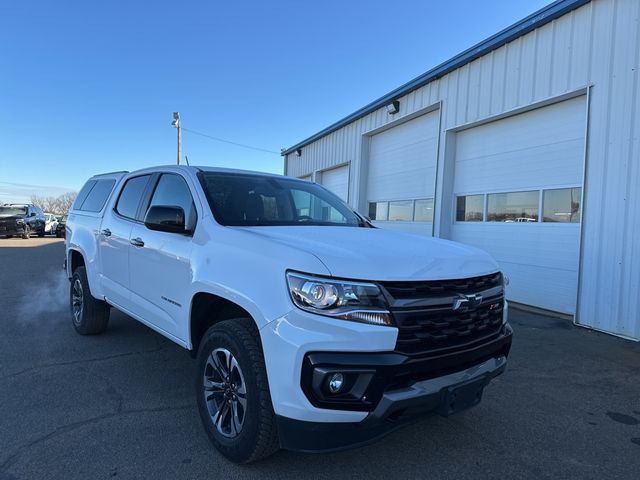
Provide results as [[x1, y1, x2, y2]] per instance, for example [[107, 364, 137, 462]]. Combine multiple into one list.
[[171, 112, 181, 165]]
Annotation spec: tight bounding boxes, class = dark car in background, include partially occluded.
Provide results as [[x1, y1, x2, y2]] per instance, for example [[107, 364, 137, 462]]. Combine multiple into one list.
[[55, 215, 67, 238], [0, 204, 46, 239]]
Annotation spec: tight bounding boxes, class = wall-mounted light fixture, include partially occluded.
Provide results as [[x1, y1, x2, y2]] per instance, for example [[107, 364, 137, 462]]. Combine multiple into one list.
[[295, 148, 302, 157], [386, 100, 400, 115]]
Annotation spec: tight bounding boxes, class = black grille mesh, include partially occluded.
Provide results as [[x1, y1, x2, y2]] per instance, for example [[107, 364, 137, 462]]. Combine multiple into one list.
[[379, 273, 504, 356]]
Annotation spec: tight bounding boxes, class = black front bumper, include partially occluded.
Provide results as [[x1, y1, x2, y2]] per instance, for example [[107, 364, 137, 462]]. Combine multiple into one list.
[[0, 225, 25, 235], [278, 324, 513, 453]]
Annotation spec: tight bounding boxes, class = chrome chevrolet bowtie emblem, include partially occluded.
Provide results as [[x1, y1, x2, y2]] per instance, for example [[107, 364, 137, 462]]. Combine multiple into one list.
[[453, 293, 483, 311]]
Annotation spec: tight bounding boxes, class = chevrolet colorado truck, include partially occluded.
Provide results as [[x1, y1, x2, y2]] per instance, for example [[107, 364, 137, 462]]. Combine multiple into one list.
[[65, 166, 512, 463]]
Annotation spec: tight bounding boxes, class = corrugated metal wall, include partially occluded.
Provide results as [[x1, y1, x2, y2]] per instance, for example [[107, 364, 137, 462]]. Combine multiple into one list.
[[285, 0, 640, 340]]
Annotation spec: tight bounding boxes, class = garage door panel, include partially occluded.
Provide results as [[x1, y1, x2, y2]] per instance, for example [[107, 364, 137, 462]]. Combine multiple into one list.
[[372, 221, 432, 236], [368, 111, 439, 201], [451, 224, 580, 272], [451, 96, 585, 315], [320, 165, 349, 202], [456, 96, 586, 161], [498, 262, 578, 314], [455, 138, 584, 192], [452, 224, 579, 313]]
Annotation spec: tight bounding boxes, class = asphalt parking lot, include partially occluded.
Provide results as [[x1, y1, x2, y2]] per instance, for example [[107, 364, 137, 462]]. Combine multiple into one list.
[[1, 238, 639, 480]]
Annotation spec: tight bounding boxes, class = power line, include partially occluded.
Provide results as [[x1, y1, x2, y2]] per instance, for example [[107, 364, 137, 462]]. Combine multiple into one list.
[[181, 127, 280, 155]]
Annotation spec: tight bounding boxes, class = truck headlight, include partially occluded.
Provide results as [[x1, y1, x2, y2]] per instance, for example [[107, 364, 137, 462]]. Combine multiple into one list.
[[16, 219, 24, 225], [286, 271, 392, 326]]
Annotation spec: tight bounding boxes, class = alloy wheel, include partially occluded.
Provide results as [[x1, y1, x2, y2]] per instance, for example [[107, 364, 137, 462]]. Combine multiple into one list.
[[72, 278, 83, 326], [203, 348, 247, 438]]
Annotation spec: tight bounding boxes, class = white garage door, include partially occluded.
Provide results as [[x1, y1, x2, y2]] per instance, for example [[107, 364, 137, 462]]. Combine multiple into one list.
[[319, 165, 349, 202], [451, 95, 586, 315], [367, 110, 439, 236]]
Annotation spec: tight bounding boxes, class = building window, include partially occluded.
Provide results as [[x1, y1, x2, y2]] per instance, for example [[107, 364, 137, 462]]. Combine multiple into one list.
[[368, 202, 388, 221], [388, 200, 413, 221], [369, 198, 435, 222], [543, 187, 582, 223], [414, 198, 434, 222], [487, 191, 539, 222], [456, 195, 484, 221]]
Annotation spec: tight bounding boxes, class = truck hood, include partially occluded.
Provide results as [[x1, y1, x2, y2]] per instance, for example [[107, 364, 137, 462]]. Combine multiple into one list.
[[238, 226, 499, 281]]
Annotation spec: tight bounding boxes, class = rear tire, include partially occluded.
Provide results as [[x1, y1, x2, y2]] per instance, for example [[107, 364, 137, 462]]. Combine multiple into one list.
[[196, 318, 279, 463], [70, 266, 110, 335]]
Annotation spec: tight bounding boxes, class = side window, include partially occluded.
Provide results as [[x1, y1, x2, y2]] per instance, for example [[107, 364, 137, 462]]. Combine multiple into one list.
[[115, 175, 151, 220], [147, 174, 196, 229], [80, 180, 116, 212], [73, 180, 97, 210]]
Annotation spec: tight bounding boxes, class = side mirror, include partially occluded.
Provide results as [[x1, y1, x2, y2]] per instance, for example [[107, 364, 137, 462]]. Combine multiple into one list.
[[144, 205, 190, 234], [30, 212, 36, 217]]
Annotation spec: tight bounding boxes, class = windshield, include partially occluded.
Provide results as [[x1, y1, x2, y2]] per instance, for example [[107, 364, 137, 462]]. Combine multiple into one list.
[[0, 206, 27, 216], [198, 172, 366, 227]]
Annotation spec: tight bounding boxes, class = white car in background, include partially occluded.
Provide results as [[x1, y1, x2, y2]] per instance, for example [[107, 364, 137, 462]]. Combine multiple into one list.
[[44, 213, 58, 234]]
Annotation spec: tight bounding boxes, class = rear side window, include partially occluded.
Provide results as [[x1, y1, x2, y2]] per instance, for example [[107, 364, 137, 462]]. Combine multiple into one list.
[[80, 180, 116, 212], [115, 175, 151, 220], [73, 181, 97, 210]]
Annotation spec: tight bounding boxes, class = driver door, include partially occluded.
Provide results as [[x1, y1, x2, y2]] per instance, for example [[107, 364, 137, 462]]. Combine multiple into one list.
[[128, 173, 196, 342]]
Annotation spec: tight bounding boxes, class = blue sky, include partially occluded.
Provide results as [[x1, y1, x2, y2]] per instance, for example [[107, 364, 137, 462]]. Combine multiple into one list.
[[0, 0, 552, 202]]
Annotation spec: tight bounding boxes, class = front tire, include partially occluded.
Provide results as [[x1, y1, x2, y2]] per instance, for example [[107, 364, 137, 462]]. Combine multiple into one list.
[[196, 318, 279, 463], [70, 266, 110, 335], [22, 225, 30, 239]]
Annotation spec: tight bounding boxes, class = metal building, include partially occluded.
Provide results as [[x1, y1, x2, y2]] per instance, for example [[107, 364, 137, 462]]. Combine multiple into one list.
[[282, 0, 640, 340]]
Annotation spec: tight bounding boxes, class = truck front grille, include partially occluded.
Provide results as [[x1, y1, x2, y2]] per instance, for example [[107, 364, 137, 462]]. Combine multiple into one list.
[[378, 273, 505, 356]]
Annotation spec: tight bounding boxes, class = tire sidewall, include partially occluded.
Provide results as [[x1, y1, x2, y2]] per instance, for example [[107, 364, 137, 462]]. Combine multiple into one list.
[[196, 326, 263, 462]]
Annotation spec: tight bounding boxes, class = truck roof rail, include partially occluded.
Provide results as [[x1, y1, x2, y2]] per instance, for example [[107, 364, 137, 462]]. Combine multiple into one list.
[[92, 170, 129, 177]]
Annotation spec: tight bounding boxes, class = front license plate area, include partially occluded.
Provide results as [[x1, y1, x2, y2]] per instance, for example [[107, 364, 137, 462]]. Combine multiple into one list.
[[438, 376, 488, 416]]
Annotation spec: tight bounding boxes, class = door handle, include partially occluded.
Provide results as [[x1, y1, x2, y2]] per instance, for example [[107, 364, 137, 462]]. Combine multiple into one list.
[[130, 237, 145, 247], [101, 228, 112, 237]]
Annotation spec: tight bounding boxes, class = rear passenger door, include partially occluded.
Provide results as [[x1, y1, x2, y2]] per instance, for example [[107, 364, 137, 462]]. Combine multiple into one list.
[[128, 173, 196, 342], [99, 174, 152, 310]]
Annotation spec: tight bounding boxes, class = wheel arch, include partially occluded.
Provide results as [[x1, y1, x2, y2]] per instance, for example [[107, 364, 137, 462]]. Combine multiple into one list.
[[189, 291, 262, 357], [68, 248, 86, 275]]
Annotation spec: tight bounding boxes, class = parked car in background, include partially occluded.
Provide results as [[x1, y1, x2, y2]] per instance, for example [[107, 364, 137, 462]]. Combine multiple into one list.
[[0, 204, 46, 238], [55, 215, 67, 238], [44, 213, 58, 234], [65, 166, 512, 463]]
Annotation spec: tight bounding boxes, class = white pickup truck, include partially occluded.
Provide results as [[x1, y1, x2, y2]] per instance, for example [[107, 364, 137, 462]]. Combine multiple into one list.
[[65, 165, 512, 463]]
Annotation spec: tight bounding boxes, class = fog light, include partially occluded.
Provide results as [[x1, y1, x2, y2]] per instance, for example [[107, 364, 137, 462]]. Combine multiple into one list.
[[328, 373, 344, 393]]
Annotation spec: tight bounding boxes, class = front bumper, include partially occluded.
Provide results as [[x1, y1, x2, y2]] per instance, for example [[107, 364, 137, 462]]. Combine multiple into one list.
[[300, 324, 512, 412], [261, 307, 512, 451], [0, 225, 25, 235], [277, 352, 508, 453]]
